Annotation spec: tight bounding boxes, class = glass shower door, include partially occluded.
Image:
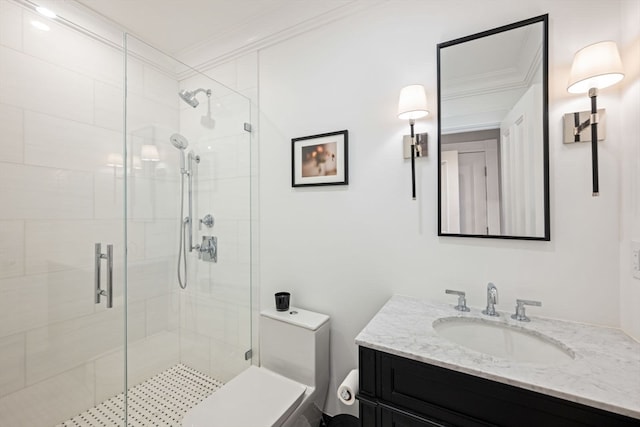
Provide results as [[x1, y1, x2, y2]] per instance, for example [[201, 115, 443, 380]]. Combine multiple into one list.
[[0, 1, 127, 425], [124, 34, 253, 425]]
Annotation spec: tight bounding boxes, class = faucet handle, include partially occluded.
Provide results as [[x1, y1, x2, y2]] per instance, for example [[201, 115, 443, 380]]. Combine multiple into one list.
[[511, 299, 542, 322], [445, 289, 470, 312]]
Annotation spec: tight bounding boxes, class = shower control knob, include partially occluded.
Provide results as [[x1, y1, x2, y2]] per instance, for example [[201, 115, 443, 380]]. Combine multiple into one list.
[[199, 236, 217, 263], [200, 214, 214, 228]]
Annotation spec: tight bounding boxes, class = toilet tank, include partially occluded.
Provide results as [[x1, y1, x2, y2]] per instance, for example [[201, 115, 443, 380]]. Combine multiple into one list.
[[260, 307, 330, 402]]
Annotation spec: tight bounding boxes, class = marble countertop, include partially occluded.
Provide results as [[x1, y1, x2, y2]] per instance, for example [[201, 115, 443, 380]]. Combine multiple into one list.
[[355, 295, 640, 419]]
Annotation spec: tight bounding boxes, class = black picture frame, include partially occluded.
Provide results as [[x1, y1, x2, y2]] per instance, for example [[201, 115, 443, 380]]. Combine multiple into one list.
[[291, 130, 349, 187]]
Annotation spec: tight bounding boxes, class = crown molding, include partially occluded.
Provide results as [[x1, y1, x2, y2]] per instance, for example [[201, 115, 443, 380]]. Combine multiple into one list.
[[175, 0, 386, 80]]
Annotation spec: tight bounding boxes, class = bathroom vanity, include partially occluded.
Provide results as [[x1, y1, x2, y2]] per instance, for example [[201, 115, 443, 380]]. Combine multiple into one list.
[[355, 295, 640, 427]]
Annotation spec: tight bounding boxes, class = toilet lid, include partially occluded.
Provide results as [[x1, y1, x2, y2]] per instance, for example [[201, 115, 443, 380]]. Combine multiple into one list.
[[182, 366, 306, 427]]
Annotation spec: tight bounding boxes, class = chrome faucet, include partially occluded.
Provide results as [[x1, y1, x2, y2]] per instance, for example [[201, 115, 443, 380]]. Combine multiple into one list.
[[482, 282, 499, 317]]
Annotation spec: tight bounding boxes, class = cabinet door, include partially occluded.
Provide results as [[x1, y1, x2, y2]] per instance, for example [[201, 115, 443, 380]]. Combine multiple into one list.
[[380, 407, 448, 427], [359, 397, 379, 427]]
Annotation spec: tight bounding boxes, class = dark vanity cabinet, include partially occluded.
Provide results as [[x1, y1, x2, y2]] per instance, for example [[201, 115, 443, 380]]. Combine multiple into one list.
[[357, 347, 640, 427]]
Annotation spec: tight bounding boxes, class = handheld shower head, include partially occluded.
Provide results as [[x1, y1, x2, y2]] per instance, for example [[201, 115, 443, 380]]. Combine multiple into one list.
[[170, 133, 189, 150], [170, 133, 189, 173], [178, 88, 212, 108]]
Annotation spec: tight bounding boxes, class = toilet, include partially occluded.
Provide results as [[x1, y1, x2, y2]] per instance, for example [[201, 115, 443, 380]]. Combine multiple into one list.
[[182, 306, 330, 427]]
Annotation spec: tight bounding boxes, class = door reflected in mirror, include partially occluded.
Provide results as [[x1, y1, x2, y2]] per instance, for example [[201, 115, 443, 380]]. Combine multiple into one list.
[[437, 15, 550, 240]]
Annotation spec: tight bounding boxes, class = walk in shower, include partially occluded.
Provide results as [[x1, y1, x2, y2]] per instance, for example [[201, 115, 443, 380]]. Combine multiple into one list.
[[0, 1, 253, 425]]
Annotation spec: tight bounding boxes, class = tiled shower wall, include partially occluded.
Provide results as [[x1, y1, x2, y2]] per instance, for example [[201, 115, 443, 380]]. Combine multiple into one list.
[[0, 1, 181, 425]]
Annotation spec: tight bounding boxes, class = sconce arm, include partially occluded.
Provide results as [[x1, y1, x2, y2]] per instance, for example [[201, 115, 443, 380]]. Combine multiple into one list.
[[574, 117, 592, 135]]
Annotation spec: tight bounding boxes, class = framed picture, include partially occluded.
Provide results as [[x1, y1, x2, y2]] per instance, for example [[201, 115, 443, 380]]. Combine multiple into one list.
[[291, 130, 348, 187]]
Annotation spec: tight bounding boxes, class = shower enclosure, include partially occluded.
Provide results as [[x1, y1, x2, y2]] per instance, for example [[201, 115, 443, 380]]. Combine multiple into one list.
[[0, 2, 253, 425]]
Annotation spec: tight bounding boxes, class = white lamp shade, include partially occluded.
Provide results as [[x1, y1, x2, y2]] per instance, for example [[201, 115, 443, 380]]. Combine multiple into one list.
[[106, 153, 123, 167], [397, 84, 429, 120], [567, 41, 624, 94], [141, 144, 160, 161]]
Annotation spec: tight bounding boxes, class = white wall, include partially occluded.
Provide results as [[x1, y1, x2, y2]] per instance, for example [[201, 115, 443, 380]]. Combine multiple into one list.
[[619, 0, 640, 340], [257, 0, 635, 416]]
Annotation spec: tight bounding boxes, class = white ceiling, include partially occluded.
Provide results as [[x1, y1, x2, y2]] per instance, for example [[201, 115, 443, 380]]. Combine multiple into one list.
[[72, 0, 365, 57]]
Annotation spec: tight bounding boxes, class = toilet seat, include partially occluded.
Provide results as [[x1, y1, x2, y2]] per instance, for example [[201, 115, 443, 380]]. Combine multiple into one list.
[[181, 366, 306, 427]]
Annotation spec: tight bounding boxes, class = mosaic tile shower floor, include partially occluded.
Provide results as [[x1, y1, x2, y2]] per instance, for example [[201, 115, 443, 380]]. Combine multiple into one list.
[[56, 364, 223, 427]]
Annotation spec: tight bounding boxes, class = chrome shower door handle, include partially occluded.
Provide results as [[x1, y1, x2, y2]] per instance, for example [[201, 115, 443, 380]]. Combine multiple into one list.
[[94, 243, 102, 304], [105, 244, 113, 308], [94, 243, 114, 308]]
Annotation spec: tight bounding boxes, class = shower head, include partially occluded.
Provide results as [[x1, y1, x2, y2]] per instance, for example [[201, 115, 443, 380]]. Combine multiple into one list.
[[178, 88, 212, 108], [170, 133, 189, 150], [170, 133, 189, 174]]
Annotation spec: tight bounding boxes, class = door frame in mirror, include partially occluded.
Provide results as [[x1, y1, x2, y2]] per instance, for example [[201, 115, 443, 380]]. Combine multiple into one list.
[[437, 14, 550, 241]]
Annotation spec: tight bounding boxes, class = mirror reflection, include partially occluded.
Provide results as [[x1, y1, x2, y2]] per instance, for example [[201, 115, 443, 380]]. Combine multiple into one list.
[[437, 15, 549, 240]]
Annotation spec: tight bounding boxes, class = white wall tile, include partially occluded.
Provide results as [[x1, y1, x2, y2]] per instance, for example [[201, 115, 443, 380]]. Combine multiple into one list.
[[0, 46, 94, 124], [124, 55, 145, 98], [45, 269, 96, 323], [237, 304, 252, 349], [127, 176, 156, 222], [152, 177, 181, 218], [210, 339, 249, 383], [0, 163, 94, 220], [145, 293, 178, 336], [199, 176, 251, 221], [93, 348, 125, 403], [0, 0, 22, 51], [127, 90, 179, 135], [0, 274, 48, 337], [179, 291, 197, 334], [127, 259, 174, 305], [209, 264, 251, 293], [237, 219, 251, 265], [0, 363, 95, 427], [237, 132, 253, 178], [95, 334, 181, 402], [25, 309, 124, 385], [183, 293, 239, 345], [94, 80, 123, 132], [126, 331, 179, 386], [22, 8, 123, 88], [179, 329, 210, 376], [24, 220, 134, 275], [144, 220, 178, 260], [196, 136, 242, 180], [127, 300, 148, 341], [92, 170, 126, 220], [0, 333, 25, 398], [94, 173, 180, 222], [143, 65, 180, 109], [0, 269, 95, 338], [23, 301, 143, 388], [0, 220, 24, 279], [129, 177, 180, 221], [0, 103, 24, 163], [203, 219, 239, 265], [24, 111, 121, 172]]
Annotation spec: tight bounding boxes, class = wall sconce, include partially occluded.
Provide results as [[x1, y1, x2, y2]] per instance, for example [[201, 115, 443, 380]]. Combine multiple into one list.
[[397, 84, 429, 200], [564, 41, 624, 197]]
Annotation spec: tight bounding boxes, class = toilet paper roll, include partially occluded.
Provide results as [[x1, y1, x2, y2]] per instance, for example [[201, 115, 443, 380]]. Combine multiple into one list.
[[337, 369, 359, 406]]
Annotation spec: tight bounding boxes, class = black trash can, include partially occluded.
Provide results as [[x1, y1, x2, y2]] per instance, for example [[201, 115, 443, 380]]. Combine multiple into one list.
[[327, 414, 359, 427]]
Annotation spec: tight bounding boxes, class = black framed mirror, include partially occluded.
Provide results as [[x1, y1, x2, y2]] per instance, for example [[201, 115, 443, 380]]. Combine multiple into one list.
[[437, 15, 550, 241]]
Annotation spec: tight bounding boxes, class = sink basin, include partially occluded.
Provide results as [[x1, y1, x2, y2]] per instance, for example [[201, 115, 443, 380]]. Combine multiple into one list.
[[433, 317, 575, 364]]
